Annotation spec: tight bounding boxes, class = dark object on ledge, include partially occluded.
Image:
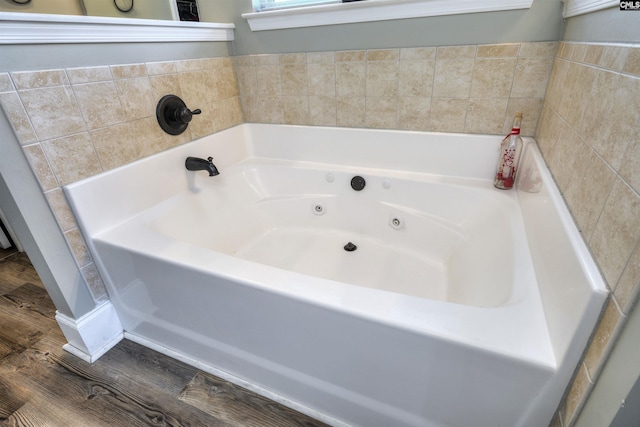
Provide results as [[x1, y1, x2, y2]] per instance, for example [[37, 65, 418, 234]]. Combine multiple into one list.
[[156, 94, 201, 135], [185, 156, 219, 176]]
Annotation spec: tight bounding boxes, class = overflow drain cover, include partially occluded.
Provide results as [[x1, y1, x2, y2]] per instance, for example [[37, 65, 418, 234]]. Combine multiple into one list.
[[344, 242, 357, 252]]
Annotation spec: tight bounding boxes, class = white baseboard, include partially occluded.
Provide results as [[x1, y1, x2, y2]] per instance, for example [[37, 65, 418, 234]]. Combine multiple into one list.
[[56, 301, 124, 363]]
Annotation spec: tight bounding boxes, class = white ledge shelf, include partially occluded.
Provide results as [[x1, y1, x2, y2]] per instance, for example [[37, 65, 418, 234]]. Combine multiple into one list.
[[243, 0, 534, 31], [562, 0, 619, 18], [0, 12, 234, 44]]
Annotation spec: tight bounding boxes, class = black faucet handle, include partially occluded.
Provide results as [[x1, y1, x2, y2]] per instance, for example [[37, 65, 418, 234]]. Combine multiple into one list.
[[207, 156, 213, 162], [192, 109, 202, 115]]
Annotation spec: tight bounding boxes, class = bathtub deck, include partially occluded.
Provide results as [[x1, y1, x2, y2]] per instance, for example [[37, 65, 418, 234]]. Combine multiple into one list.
[[0, 250, 327, 427]]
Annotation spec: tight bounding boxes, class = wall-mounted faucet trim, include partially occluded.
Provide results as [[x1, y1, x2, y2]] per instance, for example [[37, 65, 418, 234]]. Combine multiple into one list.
[[185, 156, 219, 176], [157, 94, 201, 135]]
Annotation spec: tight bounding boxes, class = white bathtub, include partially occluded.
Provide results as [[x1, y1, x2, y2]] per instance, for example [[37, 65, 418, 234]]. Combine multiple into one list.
[[65, 124, 608, 427]]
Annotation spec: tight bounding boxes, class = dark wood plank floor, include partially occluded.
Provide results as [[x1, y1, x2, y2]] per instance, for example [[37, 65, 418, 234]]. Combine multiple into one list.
[[0, 247, 328, 427]]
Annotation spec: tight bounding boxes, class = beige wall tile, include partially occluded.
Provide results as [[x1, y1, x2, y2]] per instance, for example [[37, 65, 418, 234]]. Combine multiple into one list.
[[562, 363, 594, 426], [549, 124, 590, 195], [73, 81, 124, 130], [590, 178, 640, 286], [66, 66, 112, 84], [90, 122, 137, 171], [254, 54, 279, 66], [400, 47, 435, 61], [309, 96, 336, 126], [470, 58, 517, 98], [307, 51, 334, 64], [257, 96, 284, 124], [19, 86, 86, 140], [240, 95, 260, 123], [145, 61, 177, 76], [256, 65, 282, 96], [397, 97, 430, 131], [308, 63, 336, 97], [614, 241, 640, 314], [282, 95, 309, 125], [428, 98, 468, 133], [600, 73, 639, 169], [22, 144, 58, 191], [565, 150, 616, 239], [599, 45, 629, 72], [465, 98, 508, 134], [187, 101, 214, 139], [234, 55, 255, 67], [11, 69, 68, 90], [511, 57, 554, 98], [336, 50, 365, 62], [433, 59, 474, 98], [367, 49, 399, 61], [569, 44, 588, 62], [436, 45, 476, 59], [623, 47, 640, 76], [336, 97, 365, 128], [477, 43, 520, 58], [366, 61, 398, 97], [44, 188, 76, 232], [110, 63, 147, 79], [584, 44, 604, 65], [620, 137, 640, 195], [398, 60, 434, 97], [81, 262, 109, 302], [130, 116, 171, 157], [583, 299, 624, 379], [65, 227, 92, 267], [150, 74, 182, 101], [519, 41, 558, 58], [336, 62, 365, 97], [219, 65, 239, 99], [280, 53, 306, 64], [115, 77, 155, 121], [0, 92, 37, 144], [365, 97, 397, 129], [42, 133, 102, 186], [175, 59, 205, 73], [236, 65, 258, 96], [281, 64, 308, 96]]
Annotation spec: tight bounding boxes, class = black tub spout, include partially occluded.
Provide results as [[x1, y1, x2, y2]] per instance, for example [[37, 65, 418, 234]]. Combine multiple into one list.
[[185, 156, 219, 176]]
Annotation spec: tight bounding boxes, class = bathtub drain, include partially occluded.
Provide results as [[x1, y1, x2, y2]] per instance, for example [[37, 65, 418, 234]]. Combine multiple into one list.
[[344, 242, 357, 252]]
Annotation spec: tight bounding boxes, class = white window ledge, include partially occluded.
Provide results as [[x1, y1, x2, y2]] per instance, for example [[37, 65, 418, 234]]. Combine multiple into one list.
[[562, 0, 619, 18], [0, 12, 234, 44], [242, 0, 534, 32]]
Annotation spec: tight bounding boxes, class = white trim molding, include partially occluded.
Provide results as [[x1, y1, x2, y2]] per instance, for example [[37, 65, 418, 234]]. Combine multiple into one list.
[[55, 301, 124, 363], [242, 0, 534, 31], [562, 0, 619, 18], [0, 12, 234, 44]]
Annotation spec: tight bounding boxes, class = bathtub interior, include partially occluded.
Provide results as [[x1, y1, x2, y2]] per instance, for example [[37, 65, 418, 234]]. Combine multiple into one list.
[[63, 124, 609, 427], [147, 160, 519, 308]]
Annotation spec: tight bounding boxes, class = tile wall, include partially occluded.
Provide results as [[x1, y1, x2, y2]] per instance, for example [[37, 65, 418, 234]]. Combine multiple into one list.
[[235, 41, 558, 137], [538, 42, 640, 426], [0, 57, 243, 301]]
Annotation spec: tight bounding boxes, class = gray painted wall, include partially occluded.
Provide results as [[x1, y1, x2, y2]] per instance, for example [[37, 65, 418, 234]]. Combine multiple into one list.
[[0, 42, 232, 73], [563, 6, 640, 42], [199, 0, 565, 55]]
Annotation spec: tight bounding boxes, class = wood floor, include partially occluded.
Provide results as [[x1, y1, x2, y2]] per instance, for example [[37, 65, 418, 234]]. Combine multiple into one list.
[[0, 247, 328, 427]]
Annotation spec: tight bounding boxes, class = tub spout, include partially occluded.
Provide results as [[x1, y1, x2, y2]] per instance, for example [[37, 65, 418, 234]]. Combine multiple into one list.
[[185, 156, 219, 176]]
